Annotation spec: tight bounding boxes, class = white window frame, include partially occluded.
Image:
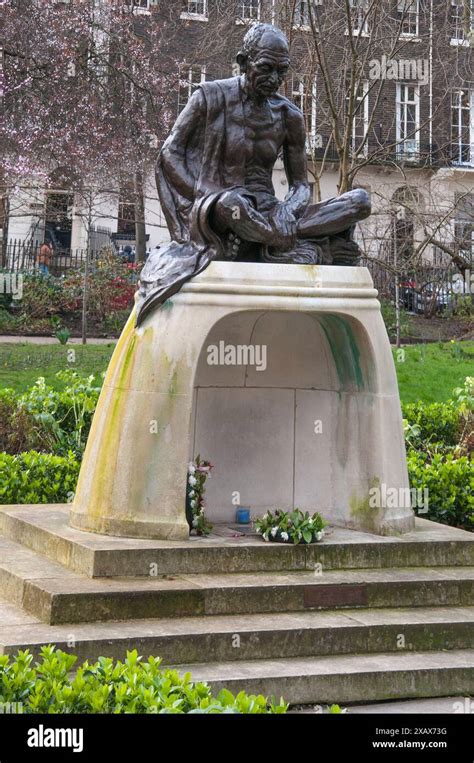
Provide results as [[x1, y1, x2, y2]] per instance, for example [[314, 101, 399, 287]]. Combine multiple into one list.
[[178, 64, 206, 113], [451, 89, 474, 166], [347, 0, 370, 36], [397, 0, 419, 38], [180, 0, 209, 22], [348, 81, 369, 158], [123, 0, 156, 13], [396, 82, 420, 159], [454, 194, 474, 265], [450, 0, 474, 46], [454, 219, 474, 264], [292, 1, 321, 31], [236, 0, 261, 25], [291, 75, 318, 152]]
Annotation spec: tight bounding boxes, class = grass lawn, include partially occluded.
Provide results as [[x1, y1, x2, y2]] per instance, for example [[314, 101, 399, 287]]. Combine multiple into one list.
[[393, 341, 474, 403], [0, 340, 472, 403], [0, 343, 116, 393]]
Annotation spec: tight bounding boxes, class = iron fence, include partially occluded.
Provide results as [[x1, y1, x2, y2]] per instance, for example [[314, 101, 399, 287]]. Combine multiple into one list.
[[362, 257, 472, 315], [1, 240, 110, 277], [1, 238, 472, 316]]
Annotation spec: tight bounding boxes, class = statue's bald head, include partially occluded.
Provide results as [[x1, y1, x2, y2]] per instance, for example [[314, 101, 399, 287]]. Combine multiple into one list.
[[239, 23, 289, 63], [237, 23, 290, 101]]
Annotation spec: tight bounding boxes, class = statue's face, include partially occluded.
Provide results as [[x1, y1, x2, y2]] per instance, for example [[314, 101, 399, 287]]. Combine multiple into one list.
[[245, 31, 290, 100]]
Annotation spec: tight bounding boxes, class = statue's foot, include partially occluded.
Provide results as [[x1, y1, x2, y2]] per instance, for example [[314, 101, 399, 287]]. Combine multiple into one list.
[[263, 238, 328, 265], [330, 239, 362, 266], [222, 232, 242, 260], [329, 225, 362, 266]]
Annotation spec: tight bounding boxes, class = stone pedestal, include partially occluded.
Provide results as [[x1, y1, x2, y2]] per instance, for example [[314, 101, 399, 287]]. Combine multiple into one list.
[[69, 263, 414, 540]]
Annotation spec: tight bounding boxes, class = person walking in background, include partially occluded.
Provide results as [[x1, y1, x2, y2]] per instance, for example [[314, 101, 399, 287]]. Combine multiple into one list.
[[38, 240, 53, 275]]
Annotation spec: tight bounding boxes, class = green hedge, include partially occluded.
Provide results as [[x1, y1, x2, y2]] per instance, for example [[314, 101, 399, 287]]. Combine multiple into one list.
[[0, 647, 287, 714], [0, 451, 79, 504], [407, 450, 473, 530], [403, 381, 473, 530], [402, 401, 461, 447]]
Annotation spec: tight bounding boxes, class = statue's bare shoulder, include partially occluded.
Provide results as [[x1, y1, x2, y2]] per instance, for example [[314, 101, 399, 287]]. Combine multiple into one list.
[[271, 94, 307, 146]]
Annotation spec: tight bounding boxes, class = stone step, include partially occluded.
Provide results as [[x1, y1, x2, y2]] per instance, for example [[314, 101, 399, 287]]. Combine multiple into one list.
[[172, 650, 474, 705], [1, 602, 473, 666], [1, 536, 473, 624], [1, 505, 473, 577]]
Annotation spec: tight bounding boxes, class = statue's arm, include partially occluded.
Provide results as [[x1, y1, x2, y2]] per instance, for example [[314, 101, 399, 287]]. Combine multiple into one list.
[[158, 89, 206, 201], [281, 103, 311, 218]]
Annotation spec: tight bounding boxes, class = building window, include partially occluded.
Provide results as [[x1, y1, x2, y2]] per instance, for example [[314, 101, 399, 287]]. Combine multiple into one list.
[[454, 193, 474, 265], [291, 74, 317, 149], [396, 83, 420, 159], [397, 0, 419, 37], [117, 188, 136, 236], [123, 0, 156, 12], [451, 90, 474, 165], [433, 246, 448, 266], [454, 220, 474, 264], [45, 192, 73, 250], [236, 0, 260, 23], [392, 215, 414, 262], [178, 65, 206, 112], [181, 0, 208, 20], [292, 1, 321, 29], [349, 0, 369, 35], [451, 0, 474, 43], [347, 81, 369, 157]]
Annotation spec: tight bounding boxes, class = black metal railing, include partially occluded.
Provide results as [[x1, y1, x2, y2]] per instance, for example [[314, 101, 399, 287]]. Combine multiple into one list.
[[1, 240, 106, 276]]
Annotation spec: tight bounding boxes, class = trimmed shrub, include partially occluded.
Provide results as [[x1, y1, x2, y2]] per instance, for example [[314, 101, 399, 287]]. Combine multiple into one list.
[[407, 449, 474, 530], [0, 647, 287, 714], [0, 451, 79, 504], [402, 401, 461, 448]]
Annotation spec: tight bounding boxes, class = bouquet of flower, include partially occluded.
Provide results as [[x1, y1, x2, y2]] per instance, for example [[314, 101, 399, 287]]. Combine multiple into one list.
[[255, 508, 327, 545], [186, 455, 213, 536]]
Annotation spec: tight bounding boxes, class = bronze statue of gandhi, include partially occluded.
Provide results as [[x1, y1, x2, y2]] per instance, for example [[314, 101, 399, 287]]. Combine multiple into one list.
[[137, 22, 370, 325]]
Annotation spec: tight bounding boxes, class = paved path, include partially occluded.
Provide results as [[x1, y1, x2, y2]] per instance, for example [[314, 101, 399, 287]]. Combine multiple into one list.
[[296, 697, 469, 713], [0, 335, 116, 345]]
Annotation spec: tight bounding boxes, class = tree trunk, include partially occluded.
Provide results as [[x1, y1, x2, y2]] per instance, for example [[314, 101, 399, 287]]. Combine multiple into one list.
[[1, 195, 9, 268], [81, 249, 89, 345], [393, 220, 401, 349], [82, 194, 92, 346], [134, 170, 146, 264]]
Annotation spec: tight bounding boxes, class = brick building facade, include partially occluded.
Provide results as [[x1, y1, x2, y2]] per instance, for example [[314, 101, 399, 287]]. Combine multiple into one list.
[[5, 0, 474, 280]]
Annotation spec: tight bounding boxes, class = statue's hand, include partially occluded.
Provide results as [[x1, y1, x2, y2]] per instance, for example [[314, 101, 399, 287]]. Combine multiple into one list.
[[269, 203, 298, 250]]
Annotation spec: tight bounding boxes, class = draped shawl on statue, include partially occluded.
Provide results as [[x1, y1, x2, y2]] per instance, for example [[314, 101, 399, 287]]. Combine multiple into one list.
[[136, 77, 256, 326]]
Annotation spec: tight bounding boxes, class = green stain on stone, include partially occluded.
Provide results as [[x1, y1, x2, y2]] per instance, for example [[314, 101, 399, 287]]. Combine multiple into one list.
[[319, 314, 365, 391], [169, 369, 179, 396]]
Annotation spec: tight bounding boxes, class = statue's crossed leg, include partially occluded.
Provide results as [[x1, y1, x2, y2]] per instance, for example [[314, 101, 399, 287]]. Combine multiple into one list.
[[211, 188, 371, 265]]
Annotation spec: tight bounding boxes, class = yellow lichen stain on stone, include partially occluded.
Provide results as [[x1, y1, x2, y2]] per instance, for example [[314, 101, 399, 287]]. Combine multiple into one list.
[[101, 308, 136, 389], [300, 264, 321, 285], [349, 477, 381, 533], [74, 312, 140, 519], [74, 308, 194, 527]]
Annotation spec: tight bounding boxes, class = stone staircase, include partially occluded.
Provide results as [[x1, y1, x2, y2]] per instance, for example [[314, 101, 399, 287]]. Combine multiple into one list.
[[0, 504, 473, 705]]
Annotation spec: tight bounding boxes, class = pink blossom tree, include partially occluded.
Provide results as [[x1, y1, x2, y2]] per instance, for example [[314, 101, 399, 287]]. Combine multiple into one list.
[[1, 0, 179, 261]]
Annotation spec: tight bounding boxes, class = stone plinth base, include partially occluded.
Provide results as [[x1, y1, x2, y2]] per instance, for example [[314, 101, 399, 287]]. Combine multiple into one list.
[[70, 263, 414, 539]]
